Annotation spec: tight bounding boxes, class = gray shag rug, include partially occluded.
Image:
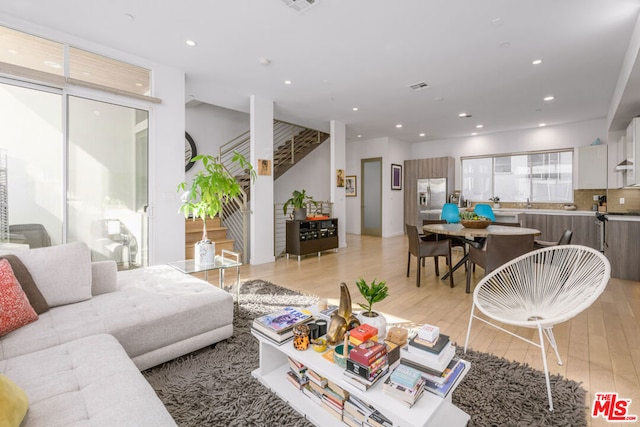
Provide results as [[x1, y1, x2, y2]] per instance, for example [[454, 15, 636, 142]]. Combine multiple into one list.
[[143, 280, 587, 427]]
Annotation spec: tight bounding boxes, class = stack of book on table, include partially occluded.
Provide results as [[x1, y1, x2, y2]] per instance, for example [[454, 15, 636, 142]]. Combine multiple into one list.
[[286, 356, 309, 390], [343, 395, 393, 427], [298, 363, 348, 421], [382, 364, 425, 408], [343, 340, 389, 391], [251, 306, 313, 344], [399, 324, 467, 398]]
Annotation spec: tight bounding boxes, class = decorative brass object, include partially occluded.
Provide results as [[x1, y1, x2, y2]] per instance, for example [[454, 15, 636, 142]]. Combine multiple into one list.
[[326, 282, 360, 345]]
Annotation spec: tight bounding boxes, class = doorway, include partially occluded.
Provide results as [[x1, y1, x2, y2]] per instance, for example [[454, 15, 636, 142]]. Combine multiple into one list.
[[361, 157, 382, 236]]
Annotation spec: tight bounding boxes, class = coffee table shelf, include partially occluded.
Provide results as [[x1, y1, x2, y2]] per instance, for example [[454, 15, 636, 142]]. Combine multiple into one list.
[[251, 331, 470, 427]]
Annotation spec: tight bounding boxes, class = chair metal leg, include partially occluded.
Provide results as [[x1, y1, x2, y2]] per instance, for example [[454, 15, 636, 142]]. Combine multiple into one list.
[[544, 327, 563, 366], [416, 256, 421, 287], [434, 257, 439, 276], [407, 252, 411, 277], [537, 324, 554, 411], [466, 259, 472, 293], [447, 250, 454, 288]]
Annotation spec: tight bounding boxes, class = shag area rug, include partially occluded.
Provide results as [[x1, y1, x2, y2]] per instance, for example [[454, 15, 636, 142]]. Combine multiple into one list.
[[143, 280, 587, 427]]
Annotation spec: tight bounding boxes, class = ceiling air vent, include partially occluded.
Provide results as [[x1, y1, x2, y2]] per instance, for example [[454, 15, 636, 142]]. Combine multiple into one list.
[[409, 81, 429, 91], [282, 0, 318, 13]]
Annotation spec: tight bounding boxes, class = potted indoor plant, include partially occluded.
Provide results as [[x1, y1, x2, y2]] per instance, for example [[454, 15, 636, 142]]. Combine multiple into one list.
[[355, 277, 389, 339], [178, 152, 254, 265], [283, 189, 317, 220]]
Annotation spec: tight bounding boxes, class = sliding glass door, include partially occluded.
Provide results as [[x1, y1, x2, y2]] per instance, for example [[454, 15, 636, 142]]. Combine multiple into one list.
[[0, 81, 149, 268], [67, 96, 149, 268]]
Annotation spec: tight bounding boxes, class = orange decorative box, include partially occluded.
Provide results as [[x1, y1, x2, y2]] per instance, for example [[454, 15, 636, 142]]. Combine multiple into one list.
[[349, 324, 378, 345]]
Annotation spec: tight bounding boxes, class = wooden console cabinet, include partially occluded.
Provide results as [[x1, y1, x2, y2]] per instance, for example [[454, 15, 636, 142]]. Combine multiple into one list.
[[286, 218, 338, 260]]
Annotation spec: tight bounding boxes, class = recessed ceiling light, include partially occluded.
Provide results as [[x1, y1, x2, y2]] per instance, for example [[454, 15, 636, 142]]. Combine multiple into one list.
[[419, 133, 426, 137], [499, 41, 511, 48], [185, 40, 197, 47], [538, 123, 547, 127], [532, 59, 543, 65], [472, 132, 478, 136], [434, 97, 444, 102], [352, 107, 359, 111], [491, 17, 503, 26], [395, 124, 403, 128], [284, 80, 292, 85], [357, 135, 362, 138], [543, 96, 555, 101], [476, 124, 484, 129], [458, 113, 472, 118], [258, 58, 271, 66], [124, 13, 135, 21]]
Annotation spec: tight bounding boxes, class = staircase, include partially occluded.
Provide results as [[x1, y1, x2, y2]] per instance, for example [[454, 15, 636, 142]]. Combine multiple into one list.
[[216, 120, 330, 263], [185, 217, 234, 259]]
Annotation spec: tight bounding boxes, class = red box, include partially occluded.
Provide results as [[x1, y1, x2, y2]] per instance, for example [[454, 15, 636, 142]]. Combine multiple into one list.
[[349, 324, 378, 343], [348, 341, 386, 367]]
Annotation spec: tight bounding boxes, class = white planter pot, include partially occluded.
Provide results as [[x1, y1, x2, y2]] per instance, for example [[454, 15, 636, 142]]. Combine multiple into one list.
[[357, 311, 387, 340], [195, 240, 215, 265]]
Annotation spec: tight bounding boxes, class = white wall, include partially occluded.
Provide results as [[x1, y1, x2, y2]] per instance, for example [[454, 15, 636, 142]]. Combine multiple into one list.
[[185, 103, 250, 180], [275, 140, 332, 205], [412, 118, 607, 191], [346, 137, 412, 237]]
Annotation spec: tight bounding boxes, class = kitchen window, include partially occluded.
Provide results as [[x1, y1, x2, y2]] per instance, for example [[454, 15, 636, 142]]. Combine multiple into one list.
[[462, 150, 573, 203]]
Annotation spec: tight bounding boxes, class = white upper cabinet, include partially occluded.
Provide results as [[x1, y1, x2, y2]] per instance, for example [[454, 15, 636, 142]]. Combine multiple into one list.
[[575, 144, 607, 189]]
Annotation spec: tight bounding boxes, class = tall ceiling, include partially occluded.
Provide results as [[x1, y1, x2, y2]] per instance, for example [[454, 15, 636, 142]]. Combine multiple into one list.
[[1, 0, 640, 142]]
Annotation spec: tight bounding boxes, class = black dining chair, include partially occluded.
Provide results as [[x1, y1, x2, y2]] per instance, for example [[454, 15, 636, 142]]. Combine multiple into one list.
[[534, 229, 573, 249], [406, 224, 454, 288], [466, 233, 535, 293]]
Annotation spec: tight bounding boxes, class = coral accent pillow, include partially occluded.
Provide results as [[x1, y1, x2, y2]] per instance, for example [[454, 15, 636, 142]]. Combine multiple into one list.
[[0, 258, 38, 336], [0, 374, 29, 427]]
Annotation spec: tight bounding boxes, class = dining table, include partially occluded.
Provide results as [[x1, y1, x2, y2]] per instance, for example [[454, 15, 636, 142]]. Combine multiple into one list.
[[422, 223, 541, 281]]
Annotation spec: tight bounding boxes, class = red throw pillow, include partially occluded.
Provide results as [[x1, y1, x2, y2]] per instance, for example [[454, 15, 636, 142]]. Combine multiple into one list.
[[0, 259, 38, 336]]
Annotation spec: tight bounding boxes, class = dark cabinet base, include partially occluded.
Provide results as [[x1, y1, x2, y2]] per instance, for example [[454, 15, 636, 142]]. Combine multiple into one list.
[[286, 218, 338, 260]]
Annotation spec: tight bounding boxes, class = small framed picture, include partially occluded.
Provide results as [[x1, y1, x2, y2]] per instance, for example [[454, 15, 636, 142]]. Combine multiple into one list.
[[258, 159, 271, 176], [345, 176, 357, 197], [336, 169, 345, 187], [391, 164, 402, 190]]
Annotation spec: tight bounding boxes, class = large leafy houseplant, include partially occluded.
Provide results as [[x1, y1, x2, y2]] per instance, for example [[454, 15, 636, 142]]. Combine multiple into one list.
[[178, 152, 255, 242], [282, 189, 317, 220]]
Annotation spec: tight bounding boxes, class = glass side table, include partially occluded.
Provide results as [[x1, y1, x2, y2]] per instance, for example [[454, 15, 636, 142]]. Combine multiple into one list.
[[168, 249, 242, 303]]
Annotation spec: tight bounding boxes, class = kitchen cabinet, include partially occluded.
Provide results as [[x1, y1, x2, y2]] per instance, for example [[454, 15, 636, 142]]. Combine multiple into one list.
[[604, 219, 640, 280], [523, 212, 598, 250], [404, 157, 455, 228], [575, 144, 607, 189]]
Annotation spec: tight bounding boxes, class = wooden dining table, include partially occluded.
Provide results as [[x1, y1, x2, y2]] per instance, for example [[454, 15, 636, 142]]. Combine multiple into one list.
[[422, 223, 541, 281]]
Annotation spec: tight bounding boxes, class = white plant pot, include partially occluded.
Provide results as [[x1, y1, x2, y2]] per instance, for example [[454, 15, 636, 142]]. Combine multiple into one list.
[[357, 311, 387, 340], [195, 240, 215, 265]]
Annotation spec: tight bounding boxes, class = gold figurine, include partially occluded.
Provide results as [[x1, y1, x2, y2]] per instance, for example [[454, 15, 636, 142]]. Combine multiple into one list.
[[326, 282, 360, 345]]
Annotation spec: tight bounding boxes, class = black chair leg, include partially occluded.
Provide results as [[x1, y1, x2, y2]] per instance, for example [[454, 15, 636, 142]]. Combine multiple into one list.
[[466, 259, 472, 293], [416, 257, 421, 287], [407, 252, 411, 277], [448, 250, 454, 288], [434, 257, 439, 276]]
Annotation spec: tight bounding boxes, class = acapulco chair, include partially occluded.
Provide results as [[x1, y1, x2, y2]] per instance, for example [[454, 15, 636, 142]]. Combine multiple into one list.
[[464, 245, 610, 411]]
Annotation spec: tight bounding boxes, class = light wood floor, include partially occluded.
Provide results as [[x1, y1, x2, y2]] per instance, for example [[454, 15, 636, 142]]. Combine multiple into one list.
[[218, 233, 639, 426]]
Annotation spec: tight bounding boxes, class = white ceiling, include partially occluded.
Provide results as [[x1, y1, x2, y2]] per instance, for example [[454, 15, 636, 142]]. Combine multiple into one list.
[[2, 0, 640, 142]]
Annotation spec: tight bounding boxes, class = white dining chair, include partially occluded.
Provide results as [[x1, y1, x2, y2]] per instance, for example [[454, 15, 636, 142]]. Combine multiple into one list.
[[464, 245, 610, 412]]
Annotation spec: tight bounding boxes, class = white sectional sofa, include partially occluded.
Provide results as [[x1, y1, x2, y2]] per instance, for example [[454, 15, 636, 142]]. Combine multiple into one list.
[[0, 241, 234, 426]]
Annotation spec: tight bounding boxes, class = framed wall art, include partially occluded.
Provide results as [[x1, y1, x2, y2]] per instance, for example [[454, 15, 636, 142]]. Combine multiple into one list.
[[391, 164, 402, 190], [345, 176, 357, 197], [336, 169, 345, 187]]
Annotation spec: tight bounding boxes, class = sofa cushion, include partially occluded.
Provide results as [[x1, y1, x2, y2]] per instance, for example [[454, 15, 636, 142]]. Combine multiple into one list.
[[0, 259, 38, 336], [0, 374, 29, 427], [0, 242, 92, 307], [0, 334, 176, 427], [0, 255, 49, 314]]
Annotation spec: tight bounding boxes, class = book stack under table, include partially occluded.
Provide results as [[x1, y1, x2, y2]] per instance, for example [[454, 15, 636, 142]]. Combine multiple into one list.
[[251, 310, 470, 427]]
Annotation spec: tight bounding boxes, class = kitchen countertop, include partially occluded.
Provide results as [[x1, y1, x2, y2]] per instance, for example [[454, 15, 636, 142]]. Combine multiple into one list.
[[421, 208, 640, 219]]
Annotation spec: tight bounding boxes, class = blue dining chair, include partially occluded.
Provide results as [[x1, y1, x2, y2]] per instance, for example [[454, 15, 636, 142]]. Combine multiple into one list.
[[474, 203, 496, 222], [441, 203, 460, 223]]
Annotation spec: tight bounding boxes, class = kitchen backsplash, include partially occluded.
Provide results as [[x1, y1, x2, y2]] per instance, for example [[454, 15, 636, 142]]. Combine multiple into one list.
[[606, 188, 640, 213]]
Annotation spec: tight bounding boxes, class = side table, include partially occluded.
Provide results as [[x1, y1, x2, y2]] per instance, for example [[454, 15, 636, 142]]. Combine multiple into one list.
[[168, 249, 242, 303]]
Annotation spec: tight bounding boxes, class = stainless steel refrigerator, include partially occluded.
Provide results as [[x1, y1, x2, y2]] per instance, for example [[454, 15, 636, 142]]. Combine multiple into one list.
[[417, 178, 447, 221]]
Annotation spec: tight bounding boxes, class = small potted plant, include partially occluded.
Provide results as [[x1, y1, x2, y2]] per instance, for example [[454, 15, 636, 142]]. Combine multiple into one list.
[[489, 196, 500, 208], [178, 152, 254, 265], [282, 189, 317, 220], [355, 277, 389, 339]]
